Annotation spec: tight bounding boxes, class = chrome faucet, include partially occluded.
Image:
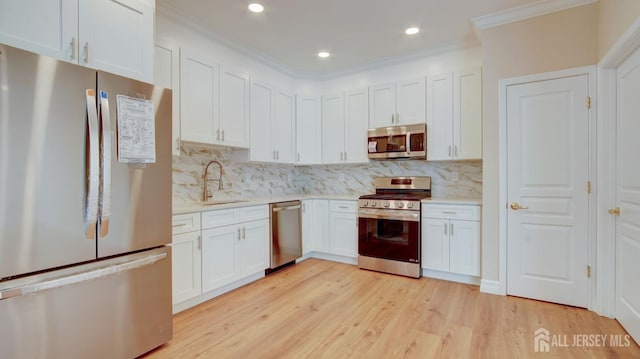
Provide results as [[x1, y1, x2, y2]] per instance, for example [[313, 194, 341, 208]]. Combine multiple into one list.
[[203, 160, 224, 202]]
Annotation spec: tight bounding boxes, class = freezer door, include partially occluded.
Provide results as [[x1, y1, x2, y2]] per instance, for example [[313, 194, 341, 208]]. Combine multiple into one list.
[[0, 246, 172, 359], [0, 45, 98, 279], [96, 71, 172, 257]]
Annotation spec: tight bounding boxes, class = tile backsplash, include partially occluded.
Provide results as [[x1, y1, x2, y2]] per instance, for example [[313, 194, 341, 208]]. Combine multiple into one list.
[[172, 143, 482, 206]]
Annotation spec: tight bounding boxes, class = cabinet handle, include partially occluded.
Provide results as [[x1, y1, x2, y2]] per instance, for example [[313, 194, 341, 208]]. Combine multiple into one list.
[[242, 227, 246, 239], [237, 228, 242, 240], [448, 145, 452, 157], [175, 138, 181, 152], [172, 223, 187, 228], [298, 152, 300, 162], [339, 206, 349, 209], [216, 129, 221, 141], [396, 113, 399, 124], [276, 150, 279, 160], [340, 152, 344, 161], [344, 152, 348, 161], [70, 37, 76, 60], [83, 42, 89, 63], [444, 223, 448, 235], [442, 211, 457, 214], [221, 130, 225, 142], [450, 223, 454, 236], [454, 145, 458, 157], [273, 150, 276, 160], [197, 235, 201, 250]]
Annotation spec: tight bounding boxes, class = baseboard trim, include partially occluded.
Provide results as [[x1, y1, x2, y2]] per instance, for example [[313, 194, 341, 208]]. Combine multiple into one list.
[[305, 251, 358, 265], [480, 279, 503, 295], [422, 269, 481, 286]]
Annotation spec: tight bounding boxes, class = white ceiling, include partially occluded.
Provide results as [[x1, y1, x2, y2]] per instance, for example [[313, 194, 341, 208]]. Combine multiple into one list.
[[158, 0, 542, 77]]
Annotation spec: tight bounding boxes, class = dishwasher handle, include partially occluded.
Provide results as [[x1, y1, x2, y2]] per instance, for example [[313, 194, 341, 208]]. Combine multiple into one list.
[[272, 205, 301, 212]]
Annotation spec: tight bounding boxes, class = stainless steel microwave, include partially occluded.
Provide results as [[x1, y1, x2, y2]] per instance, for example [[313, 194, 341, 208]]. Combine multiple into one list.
[[367, 123, 427, 160]]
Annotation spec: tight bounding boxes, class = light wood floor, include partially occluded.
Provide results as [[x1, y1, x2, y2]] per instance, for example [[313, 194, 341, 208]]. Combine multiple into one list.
[[144, 259, 640, 358]]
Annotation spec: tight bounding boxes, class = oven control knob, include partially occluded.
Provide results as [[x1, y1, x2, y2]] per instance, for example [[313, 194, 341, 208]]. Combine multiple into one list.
[[371, 201, 377, 207], [363, 200, 369, 207], [407, 202, 414, 209], [384, 201, 390, 208], [397, 201, 404, 209]]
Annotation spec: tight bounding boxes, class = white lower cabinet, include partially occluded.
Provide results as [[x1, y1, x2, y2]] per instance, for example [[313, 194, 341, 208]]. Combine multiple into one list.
[[329, 201, 358, 258], [201, 206, 269, 293], [171, 213, 202, 305], [421, 204, 481, 277]]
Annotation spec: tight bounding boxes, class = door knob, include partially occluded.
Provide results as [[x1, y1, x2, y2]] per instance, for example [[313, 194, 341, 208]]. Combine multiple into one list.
[[510, 202, 529, 210], [608, 207, 621, 216]]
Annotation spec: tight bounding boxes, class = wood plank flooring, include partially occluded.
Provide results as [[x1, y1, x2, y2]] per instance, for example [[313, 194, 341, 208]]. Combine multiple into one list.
[[144, 259, 640, 358]]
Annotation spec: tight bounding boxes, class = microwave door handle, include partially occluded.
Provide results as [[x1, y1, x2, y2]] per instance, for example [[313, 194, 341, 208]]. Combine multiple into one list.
[[84, 89, 100, 240], [98, 91, 111, 238]]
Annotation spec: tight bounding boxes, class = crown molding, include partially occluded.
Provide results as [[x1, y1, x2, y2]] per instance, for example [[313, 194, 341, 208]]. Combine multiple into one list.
[[471, 0, 598, 30], [157, 2, 480, 80]]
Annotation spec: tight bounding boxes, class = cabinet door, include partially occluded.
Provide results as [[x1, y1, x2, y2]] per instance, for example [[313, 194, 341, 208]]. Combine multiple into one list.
[[369, 82, 396, 128], [313, 200, 331, 253], [453, 68, 482, 160], [421, 218, 450, 271], [154, 41, 181, 156], [427, 73, 454, 160], [79, 0, 154, 82], [201, 225, 240, 292], [396, 77, 426, 125], [180, 49, 219, 144], [301, 200, 315, 255], [241, 219, 269, 276], [321, 93, 345, 164], [448, 220, 480, 276], [330, 212, 357, 258], [274, 89, 295, 163], [344, 89, 369, 164], [220, 66, 250, 148], [250, 79, 275, 162], [0, 0, 78, 62], [171, 231, 202, 304], [296, 95, 322, 164]]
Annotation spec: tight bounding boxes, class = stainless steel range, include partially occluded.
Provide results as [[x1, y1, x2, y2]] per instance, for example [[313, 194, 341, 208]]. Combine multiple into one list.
[[358, 176, 431, 278]]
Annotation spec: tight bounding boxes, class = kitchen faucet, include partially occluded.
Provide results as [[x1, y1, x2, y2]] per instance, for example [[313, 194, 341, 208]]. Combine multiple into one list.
[[203, 160, 224, 202]]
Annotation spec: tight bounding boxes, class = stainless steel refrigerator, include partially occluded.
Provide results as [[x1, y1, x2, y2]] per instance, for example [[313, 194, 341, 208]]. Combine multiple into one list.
[[0, 44, 172, 358]]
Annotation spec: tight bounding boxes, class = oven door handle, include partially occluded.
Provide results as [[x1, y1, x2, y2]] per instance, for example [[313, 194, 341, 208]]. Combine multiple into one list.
[[358, 210, 421, 222]]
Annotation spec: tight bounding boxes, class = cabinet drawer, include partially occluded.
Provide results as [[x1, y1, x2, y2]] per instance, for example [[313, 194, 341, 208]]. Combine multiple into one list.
[[421, 204, 480, 221], [172, 213, 201, 235], [330, 200, 358, 213], [202, 208, 240, 229], [239, 205, 269, 222]]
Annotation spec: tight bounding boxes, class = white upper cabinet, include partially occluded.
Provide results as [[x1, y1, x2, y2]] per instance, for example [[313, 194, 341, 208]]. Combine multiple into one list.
[[295, 95, 322, 165], [369, 77, 425, 128], [154, 40, 181, 156], [250, 79, 294, 163], [344, 89, 370, 163], [0, 0, 155, 82], [322, 93, 346, 164], [427, 68, 482, 160], [180, 49, 219, 144], [180, 50, 250, 148], [220, 66, 251, 148], [322, 89, 369, 165]]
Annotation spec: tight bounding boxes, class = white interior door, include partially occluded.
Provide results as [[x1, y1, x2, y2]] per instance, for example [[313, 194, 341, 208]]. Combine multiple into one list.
[[506, 75, 591, 307], [615, 46, 640, 345]]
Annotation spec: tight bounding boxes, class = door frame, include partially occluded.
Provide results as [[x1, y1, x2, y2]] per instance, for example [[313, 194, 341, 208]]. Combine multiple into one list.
[[595, 17, 640, 318], [497, 65, 597, 311]]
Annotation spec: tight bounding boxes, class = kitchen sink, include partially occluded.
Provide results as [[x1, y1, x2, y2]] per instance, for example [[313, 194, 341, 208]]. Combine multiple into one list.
[[202, 200, 248, 206]]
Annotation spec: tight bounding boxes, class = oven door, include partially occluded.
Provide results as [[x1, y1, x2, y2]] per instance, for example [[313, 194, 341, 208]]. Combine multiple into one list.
[[358, 209, 420, 263]]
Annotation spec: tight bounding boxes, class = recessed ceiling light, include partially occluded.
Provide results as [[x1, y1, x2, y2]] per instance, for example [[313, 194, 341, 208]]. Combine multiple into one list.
[[248, 3, 264, 13], [405, 27, 420, 35], [318, 51, 330, 58]]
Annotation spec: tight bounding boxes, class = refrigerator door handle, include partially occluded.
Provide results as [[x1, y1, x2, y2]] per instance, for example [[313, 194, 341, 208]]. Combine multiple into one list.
[[98, 91, 112, 238], [85, 89, 100, 240], [0, 251, 167, 301]]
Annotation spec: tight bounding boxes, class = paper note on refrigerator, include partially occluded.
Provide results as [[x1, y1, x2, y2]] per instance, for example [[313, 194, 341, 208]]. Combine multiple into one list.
[[116, 95, 156, 163]]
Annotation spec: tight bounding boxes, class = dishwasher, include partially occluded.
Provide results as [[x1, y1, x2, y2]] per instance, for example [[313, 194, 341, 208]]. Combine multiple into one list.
[[268, 200, 302, 273]]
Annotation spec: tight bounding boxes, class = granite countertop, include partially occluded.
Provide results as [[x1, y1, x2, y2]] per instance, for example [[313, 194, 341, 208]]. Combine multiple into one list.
[[172, 194, 361, 214], [173, 194, 481, 215]]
